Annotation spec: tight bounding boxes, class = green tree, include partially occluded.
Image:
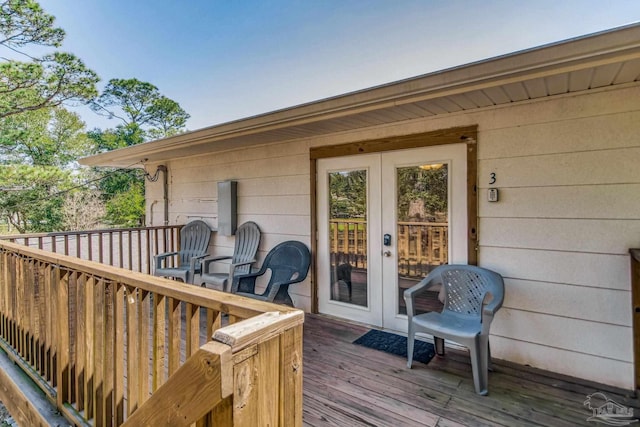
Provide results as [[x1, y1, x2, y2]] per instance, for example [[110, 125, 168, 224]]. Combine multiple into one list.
[[0, 107, 91, 165], [89, 78, 190, 226], [104, 180, 145, 227], [0, 0, 99, 119], [86, 126, 145, 227], [0, 164, 71, 232], [0, 107, 94, 232], [91, 78, 189, 139]]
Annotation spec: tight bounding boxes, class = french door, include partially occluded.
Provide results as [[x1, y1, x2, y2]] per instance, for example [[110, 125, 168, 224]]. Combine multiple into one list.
[[316, 144, 467, 331]]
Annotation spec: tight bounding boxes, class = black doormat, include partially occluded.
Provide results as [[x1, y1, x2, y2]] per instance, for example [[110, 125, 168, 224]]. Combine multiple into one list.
[[353, 329, 435, 364]]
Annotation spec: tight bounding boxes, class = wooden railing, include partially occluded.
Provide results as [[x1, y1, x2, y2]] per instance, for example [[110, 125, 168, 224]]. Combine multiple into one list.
[[0, 240, 303, 426], [0, 225, 182, 274], [330, 219, 448, 276]]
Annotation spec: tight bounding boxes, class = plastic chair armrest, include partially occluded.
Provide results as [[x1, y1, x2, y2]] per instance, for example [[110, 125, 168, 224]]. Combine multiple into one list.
[[403, 274, 440, 317], [202, 255, 233, 272], [154, 251, 179, 268]]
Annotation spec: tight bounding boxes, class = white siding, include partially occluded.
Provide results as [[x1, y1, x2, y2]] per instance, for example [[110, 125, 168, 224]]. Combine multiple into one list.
[[473, 85, 639, 389], [146, 139, 313, 310], [147, 83, 640, 389]]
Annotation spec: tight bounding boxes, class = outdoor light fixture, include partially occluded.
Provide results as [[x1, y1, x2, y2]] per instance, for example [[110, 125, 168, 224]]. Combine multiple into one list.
[[419, 163, 444, 171]]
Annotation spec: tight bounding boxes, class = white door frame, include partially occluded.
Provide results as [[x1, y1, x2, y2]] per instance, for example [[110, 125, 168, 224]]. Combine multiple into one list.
[[309, 126, 479, 328], [316, 144, 468, 331]]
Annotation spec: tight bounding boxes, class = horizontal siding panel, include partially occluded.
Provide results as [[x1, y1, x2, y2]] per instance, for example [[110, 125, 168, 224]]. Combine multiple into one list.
[[169, 154, 309, 184], [472, 84, 640, 130], [240, 175, 310, 196], [478, 110, 640, 160], [480, 217, 640, 254], [492, 308, 632, 362], [238, 195, 310, 216], [168, 177, 309, 204], [238, 214, 310, 236], [168, 140, 309, 169], [168, 182, 216, 199], [479, 184, 640, 219], [478, 147, 640, 188], [502, 278, 631, 326], [490, 336, 633, 390], [479, 247, 630, 290], [169, 199, 217, 215]]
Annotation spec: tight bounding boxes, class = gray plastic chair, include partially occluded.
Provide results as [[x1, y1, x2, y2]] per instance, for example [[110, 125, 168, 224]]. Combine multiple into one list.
[[153, 220, 211, 284], [231, 241, 310, 306], [199, 221, 261, 292], [404, 264, 505, 395]]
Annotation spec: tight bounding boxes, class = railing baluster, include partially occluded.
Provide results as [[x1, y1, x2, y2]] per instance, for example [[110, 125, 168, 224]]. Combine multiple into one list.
[[153, 293, 166, 391], [84, 276, 95, 420], [119, 231, 124, 269], [138, 289, 151, 405], [75, 273, 86, 414], [94, 278, 105, 426], [168, 298, 181, 376], [186, 303, 200, 357], [56, 268, 70, 408], [115, 282, 125, 425], [137, 230, 142, 273], [127, 231, 132, 271], [109, 232, 114, 266], [98, 233, 103, 264], [126, 285, 139, 416]]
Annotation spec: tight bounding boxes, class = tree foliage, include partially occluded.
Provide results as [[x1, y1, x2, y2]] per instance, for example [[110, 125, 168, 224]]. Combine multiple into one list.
[[329, 170, 367, 219], [89, 79, 190, 226], [0, 0, 64, 48], [328, 166, 448, 223], [0, 1, 99, 119], [0, 107, 91, 165], [91, 78, 189, 139], [0, 163, 71, 232], [104, 180, 144, 227]]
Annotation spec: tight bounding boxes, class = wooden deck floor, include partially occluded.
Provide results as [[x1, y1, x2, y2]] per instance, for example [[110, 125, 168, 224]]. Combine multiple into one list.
[[302, 314, 640, 427]]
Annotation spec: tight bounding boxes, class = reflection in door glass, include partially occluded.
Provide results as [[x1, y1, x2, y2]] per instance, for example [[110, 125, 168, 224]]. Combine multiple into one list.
[[328, 169, 368, 307], [396, 163, 448, 315]]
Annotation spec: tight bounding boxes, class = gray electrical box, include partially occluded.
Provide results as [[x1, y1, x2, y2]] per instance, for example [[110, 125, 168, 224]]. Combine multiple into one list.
[[217, 180, 237, 236]]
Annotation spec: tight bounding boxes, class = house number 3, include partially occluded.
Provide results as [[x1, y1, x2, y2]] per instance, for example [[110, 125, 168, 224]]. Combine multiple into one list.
[[489, 173, 497, 185]]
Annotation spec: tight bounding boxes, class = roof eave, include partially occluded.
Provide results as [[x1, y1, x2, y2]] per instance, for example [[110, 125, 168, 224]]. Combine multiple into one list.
[[79, 23, 640, 168]]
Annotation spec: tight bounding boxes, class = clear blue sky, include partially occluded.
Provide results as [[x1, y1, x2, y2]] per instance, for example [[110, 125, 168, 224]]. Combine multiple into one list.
[[37, 0, 640, 133]]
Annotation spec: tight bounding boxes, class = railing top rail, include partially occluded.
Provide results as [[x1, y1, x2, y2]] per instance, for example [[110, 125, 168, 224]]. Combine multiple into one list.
[[0, 224, 184, 241], [0, 239, 295, 319], [214, 310, 304, 352]]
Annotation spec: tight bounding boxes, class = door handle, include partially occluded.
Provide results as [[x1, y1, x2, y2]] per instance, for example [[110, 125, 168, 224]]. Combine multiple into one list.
[[383, 250, 391, 257]]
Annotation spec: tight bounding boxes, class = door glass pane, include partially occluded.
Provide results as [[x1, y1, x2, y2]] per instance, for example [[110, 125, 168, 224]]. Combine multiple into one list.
[[328, 169, 368, 307], [396, 163, 448, 315]]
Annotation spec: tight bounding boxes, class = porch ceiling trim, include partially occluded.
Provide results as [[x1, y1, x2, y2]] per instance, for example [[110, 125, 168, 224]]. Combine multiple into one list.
[[80, 23, 640, 168]]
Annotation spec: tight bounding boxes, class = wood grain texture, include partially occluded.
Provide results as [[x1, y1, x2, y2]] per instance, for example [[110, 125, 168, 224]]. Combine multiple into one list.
[[121, 341, 233, 427]]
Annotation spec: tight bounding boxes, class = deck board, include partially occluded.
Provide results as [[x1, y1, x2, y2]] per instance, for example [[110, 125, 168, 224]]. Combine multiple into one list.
[[302, 314, 640, 427]]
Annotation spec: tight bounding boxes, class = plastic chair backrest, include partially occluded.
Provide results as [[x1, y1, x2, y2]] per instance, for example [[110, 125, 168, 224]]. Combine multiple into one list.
[[262, 241, 310, 287], [178, 220, 211, 266], [231, 221, 261, 275], [439, 265, 505, 318]]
